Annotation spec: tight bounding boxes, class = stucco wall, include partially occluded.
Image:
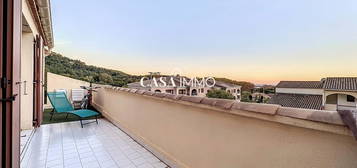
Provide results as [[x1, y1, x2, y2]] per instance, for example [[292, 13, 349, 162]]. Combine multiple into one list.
[[45, 72, 90, 108], [92, 87, 357, 168], [338, 94, 356, 107], [324, 91, 357, 110], [21, 0, 43, 129], [20, 0, 41, 130], [20, 32, 35, 130], [325, 104, 337, 111], [276, 88, 323, 95]]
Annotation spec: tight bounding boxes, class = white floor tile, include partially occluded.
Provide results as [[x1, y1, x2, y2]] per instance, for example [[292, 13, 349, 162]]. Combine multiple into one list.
[[20, 119, 169, 168]]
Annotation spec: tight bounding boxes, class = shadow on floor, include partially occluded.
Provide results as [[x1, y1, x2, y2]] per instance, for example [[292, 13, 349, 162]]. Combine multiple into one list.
[[42, 107, 101, 125]]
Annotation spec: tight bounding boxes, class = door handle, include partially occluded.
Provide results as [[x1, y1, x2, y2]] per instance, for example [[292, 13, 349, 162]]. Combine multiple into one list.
[[0, 94, 18, 102], [24, 81, 28, 95]]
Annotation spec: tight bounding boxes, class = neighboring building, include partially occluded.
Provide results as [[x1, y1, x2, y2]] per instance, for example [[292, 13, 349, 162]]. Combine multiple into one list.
[[128, 76, 242, 101], [323, 77, 357, 111], [252, 84, 275, 93], [268, 77, 357, 110], [212, 80, 241, 100]]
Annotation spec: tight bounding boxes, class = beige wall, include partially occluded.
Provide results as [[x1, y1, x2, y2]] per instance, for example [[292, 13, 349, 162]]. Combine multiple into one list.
[[21, 0, 52, 130], [20, 1, 41, 130], [325, 104, 337, 111], [20, 32, 34, 130], [276, 88, 323, 95], [337, 94, 356, 107], [45, 72, 90, 108], [92, 88, 357, 168]]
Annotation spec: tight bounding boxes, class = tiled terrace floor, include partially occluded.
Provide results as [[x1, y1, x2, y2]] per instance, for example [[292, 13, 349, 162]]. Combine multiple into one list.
[[21, 129, 34, 155], [21, 119, 168, 168]]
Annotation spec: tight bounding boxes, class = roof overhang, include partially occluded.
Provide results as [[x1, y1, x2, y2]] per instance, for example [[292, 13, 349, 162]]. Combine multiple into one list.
[[324, 89, 357, 92], [27, 0, 54, 49]]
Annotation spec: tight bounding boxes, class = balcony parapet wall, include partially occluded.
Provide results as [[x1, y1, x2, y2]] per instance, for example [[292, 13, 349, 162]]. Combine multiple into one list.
[[97, 85, 349, 134], [92, 85, 357, 168]]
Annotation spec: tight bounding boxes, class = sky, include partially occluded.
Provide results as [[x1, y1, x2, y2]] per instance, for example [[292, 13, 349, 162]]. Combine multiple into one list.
[[51, 0, 357, 84]]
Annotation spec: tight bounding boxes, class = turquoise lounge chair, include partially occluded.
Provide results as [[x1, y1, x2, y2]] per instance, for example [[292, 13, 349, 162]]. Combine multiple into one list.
[[47, 92, 100, 128]]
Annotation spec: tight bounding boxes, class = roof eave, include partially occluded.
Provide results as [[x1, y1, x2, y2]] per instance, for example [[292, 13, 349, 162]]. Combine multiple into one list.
[[28, 0, 54, 49], [324, 89, 357, 92], [37, 0, 54, 49]]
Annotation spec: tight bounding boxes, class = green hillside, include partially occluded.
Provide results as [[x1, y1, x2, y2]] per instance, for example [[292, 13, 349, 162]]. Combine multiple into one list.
[[46, 52, 256, 90], [45, 52, 142, 86]]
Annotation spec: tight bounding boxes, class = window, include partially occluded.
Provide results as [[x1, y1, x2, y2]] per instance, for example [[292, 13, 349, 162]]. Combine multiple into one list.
[[179, 89, 186, 95], [165, 89, 173, 94], [347, 95, 355, 102]]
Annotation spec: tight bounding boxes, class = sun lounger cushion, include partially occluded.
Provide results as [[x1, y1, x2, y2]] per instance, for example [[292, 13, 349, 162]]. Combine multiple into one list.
[[70, 109, 99, 118]]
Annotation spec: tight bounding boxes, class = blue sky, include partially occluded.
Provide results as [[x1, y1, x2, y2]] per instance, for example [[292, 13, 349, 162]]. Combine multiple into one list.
[[52, 0, 357, 84]]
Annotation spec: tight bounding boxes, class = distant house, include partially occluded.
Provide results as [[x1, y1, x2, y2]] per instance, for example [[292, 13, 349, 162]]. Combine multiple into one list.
[[268, 77, 357, 110], [250, 92, 272, 103], [128, 76, 242, 101]]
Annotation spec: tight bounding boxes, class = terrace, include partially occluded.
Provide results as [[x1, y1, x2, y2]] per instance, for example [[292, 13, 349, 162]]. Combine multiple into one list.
[[21, 119, 167, 168], [20, 74, 357, 168], [3, 0, 357, 167]]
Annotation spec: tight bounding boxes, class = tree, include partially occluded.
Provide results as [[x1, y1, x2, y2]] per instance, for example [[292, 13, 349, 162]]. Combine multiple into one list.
[[98, 73, 113, 84], [241, 91, 252, 102], [45, 52, 142, 87], [206, 89, 235, 100]]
